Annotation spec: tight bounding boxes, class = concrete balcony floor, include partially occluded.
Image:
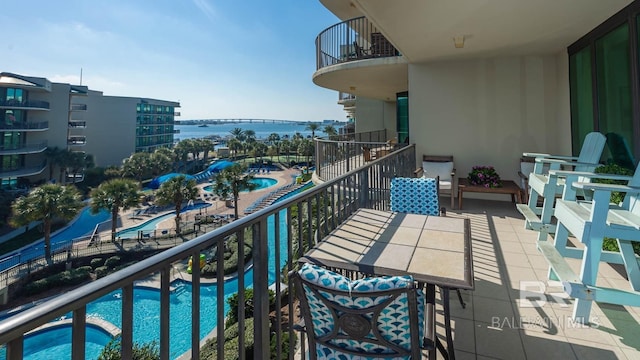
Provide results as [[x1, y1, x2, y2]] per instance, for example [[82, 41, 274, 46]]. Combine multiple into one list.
[[296, 196, 640, 359]]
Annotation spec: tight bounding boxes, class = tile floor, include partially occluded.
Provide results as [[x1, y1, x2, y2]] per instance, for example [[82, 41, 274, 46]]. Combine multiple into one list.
[[440, 197, 640, 359]]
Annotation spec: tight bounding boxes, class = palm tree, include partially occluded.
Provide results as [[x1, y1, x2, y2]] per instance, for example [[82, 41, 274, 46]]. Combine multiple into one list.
[[10, 184, 83, 265], [122, 152, 151, 182], [298, 139, 315, 167], [244, 129, 256, 142], [44, 147, 63, 182], [229, 128, 246, 142], [154, 175, 199, 234], [305, 123, 320, 138], [149, 151, 173, 177], [90, 179, 141, 241], [211, 164, 257, 220], [227, 138, 242, 160], [323, 125, 338, 139]]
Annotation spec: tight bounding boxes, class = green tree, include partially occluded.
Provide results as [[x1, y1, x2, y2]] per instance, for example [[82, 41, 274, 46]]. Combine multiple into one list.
[[149, 151, 173, 177], [227, 138, 243, 160], [10, 184, 83, 265], [44, 146, 64, 182], [122, 152, 151, 182], [154, 175, 199, 234], [323, 125, 338, 139], [90, 179, 141, 241], [97, 335, 159, 360], [305, 123, 320, 138], [229, 127, 246, 142], [212, 164, 257, 220], [298, 139, 315, 166]]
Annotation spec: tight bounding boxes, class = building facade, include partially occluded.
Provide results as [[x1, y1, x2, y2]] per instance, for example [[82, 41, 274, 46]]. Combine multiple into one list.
[[314, 0, 638, 182], [0, 72, 179, 189]]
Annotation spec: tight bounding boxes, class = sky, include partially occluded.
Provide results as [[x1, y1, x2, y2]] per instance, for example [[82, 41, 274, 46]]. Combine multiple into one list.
[[0, 0, 345, 122]]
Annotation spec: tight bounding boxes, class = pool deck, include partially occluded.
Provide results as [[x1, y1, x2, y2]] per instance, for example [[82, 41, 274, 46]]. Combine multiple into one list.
[[103, 167, 302, 239]]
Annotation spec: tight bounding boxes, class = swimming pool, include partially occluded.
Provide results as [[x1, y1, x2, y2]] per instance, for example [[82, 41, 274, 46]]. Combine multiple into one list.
[[0, 323, 114, 360], [116, 202, 212, 239], [3, 186, 302, 359], [202, 177, 277, 193]]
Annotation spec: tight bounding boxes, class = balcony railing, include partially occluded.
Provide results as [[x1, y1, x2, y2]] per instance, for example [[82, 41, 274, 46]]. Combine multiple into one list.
[[315, 129, 396, 181], [0, 99, 50, 110], [0, 161, 47, 179], [0, 141, 47, 155], [0, 121, 48, 131], [67, 137, 86, 145], [0, 145, 416, 360], [68, 121, 87, 129], [316, 16, 400, 70], [70, 104, 87, 111]]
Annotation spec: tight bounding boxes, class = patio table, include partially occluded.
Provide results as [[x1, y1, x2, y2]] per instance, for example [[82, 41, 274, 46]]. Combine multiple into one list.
[[300, 208, 473, 360]]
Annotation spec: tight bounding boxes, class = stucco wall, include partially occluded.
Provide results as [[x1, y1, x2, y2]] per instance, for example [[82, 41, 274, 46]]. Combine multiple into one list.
[[354, 97, 396, 136], [409, 51, 571, 185]]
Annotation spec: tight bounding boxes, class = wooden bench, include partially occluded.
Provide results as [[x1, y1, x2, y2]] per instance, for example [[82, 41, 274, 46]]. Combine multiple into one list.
[[457, 178, 524, 209]]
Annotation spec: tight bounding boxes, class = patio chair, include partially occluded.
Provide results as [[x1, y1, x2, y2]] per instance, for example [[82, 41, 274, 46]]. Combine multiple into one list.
[[540, 162, 640, 323], [516, 131, 606, 240], [290, 263, 436, 359], [413, 155, 456, 209], [390, 177, 467, 307]]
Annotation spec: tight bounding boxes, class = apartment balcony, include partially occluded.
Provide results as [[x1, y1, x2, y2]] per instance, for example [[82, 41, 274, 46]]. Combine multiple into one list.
[[70, 104, 87, 111], [0, 99, 50, 111], [0, 161, 47, 178], [68, 121, 87, 129], [0, 121, 48, 131], [174, 111, 181, 116], [313, 16, 408, 100], [0, 141, 47, 155], [337, 92, 355, 106], [67, 136, 86, 146], [0, 145, 636, 359]]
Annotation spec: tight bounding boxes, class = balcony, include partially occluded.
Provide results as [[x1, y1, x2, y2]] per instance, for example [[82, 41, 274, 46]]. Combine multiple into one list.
[[313, 16, 407, 101], [0, 146, 638, 359], [315, 129, 396, 181], [0, 99, 50, 111], [68, 121, 87, 129], [70, 104, 87, 111], [0, 161, 47, 178], [67, 136, 86, 146], [0, 141, 47, 155], [0, 121, 48, 131]]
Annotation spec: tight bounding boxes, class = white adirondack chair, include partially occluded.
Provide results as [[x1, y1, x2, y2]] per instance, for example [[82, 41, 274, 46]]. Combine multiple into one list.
[[516, 132, 607, 240], [539, 163, 640, 323]]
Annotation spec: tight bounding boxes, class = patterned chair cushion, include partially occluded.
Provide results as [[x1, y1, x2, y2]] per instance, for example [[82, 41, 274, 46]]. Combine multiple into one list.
[[298, 263, 425, 359], [390, 177, 440, 215]]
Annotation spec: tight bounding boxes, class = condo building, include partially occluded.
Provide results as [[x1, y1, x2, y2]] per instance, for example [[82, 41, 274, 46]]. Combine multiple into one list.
[[315, 0, 640, 178], [0, 72, 179, 189]]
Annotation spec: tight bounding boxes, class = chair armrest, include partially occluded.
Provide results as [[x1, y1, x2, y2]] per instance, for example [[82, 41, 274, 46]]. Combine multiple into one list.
[[572, 182, 640, 194], [548, 169, 633, 182], [414, 167, 424, 178], [523, 152, 579, 161], [535, 158, 598, 167]]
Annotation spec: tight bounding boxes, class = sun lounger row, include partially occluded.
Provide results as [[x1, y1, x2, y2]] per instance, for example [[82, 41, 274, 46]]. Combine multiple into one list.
[[244, 182, 307, 214]]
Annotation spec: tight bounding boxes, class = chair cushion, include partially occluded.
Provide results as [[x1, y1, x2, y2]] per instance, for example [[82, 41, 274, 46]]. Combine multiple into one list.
[[391, 177, 440, 215], [298, 263, 424, 359], [422, 161, 454, 181]]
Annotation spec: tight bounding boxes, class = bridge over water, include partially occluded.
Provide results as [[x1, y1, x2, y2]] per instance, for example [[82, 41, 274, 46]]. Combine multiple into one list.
[[177, 119, 322, 125]]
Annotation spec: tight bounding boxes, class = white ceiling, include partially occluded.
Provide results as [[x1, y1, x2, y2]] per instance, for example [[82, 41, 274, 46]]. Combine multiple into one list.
[[322, 0, 634, 62]]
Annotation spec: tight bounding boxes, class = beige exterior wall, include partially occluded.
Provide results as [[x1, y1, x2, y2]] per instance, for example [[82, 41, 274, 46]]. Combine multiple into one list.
[[409, 51, 571, 184], [354, 97, 396, 136], [82, 92, 138, 167]]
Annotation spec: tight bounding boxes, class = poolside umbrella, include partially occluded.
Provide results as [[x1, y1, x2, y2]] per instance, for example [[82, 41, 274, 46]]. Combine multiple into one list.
[[148, 173, 196, 189], [207, 160, 234, 173]]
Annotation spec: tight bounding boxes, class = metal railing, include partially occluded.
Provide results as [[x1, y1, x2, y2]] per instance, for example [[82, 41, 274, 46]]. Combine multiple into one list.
[[0, 145, 416, 360], [0, 121, 48, 130], [70, 104, 87, 111], [315, 16, 400, 70], [315, 129, 394, 181], [0, 99, 50, 110], [0, 141, 47, 154]]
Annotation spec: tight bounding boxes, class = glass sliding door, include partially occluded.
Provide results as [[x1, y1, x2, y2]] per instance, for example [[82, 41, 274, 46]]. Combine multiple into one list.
[[569, 46, 595, 155], [595, 23, 634, 168], [396, 92, 409, 144]]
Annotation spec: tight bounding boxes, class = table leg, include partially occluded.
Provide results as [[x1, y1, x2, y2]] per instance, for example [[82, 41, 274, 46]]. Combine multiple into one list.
[[458, 189, 463, 210], [442, 287, 455, 360]]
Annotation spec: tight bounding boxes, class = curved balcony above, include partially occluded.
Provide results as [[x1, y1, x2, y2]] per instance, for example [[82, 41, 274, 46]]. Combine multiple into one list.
[[0, 141, 47, 155], [0, 99, 50, 111], [0, 121, 49, 131], [314, 16, 407, 101]]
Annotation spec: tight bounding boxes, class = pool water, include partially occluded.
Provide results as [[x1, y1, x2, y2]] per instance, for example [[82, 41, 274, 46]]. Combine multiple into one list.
[[2, 324, 113, 360], [3, 189, 299, 359], [203, 177, 277, 193]]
